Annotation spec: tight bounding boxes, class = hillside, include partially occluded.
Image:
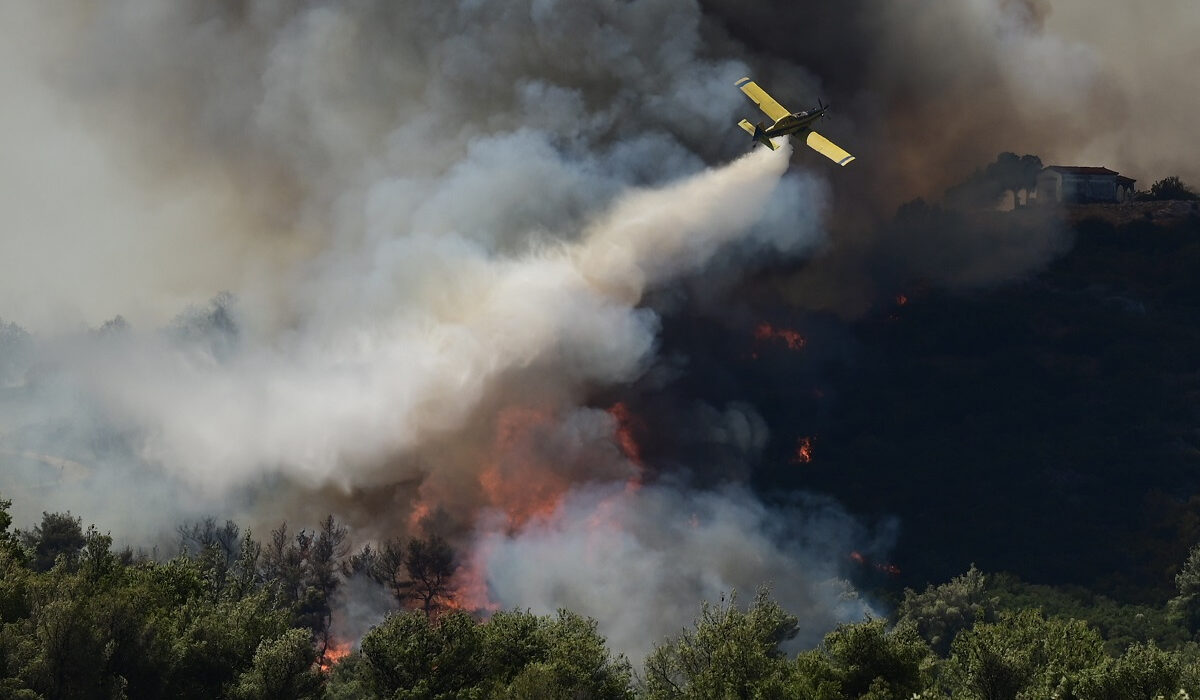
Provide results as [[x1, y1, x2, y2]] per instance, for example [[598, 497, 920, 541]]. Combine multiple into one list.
[[797, 208, 1200, 599], [645, 206, 1200, 602]]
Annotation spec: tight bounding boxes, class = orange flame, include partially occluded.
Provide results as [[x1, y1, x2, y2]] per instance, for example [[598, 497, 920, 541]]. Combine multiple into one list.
[[792, 436, 814, 464], [319, 640, 352, 672], [406, 401, 653, 616], [446, 553, 501, 614], [407, 499, 432, 534], [608, 402, 645, 492], [848, 551, 900, 577], [478, 406, 571, 530], [754, 322, 807, 351]]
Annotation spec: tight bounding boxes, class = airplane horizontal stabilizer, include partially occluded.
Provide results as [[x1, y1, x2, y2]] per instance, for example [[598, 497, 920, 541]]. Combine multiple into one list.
[[737, 119, 778, 151], [806, 131, 855, 166]]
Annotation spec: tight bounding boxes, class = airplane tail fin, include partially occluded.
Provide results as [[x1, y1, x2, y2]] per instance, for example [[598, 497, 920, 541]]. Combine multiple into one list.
[[737, 119, 778, 151]]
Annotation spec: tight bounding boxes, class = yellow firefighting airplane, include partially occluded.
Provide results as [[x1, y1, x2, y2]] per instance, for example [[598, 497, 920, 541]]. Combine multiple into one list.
[[735, 77, 855, 166]]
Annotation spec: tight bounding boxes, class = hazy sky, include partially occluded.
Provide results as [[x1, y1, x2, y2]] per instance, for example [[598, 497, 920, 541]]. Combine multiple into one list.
[[1045, 0, 1200, 185]]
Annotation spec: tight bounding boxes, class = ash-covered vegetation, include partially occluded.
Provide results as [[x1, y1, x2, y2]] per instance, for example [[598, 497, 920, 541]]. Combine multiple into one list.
[[6, 494, 1200, 699]]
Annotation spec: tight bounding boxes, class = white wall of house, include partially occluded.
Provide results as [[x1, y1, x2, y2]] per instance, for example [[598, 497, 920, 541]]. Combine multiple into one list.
[[1036, 171, 1062, 203], [1036, 170, 1123, 203]]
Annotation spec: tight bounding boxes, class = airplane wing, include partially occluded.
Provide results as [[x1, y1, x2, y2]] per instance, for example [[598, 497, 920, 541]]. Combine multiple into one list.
[[735, 77, 790, 123], [806, 131, 855, 166]]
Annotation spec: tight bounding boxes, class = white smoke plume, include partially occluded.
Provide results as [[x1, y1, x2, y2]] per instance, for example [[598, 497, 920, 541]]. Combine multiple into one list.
[[0, 0, 865, 657], [477, 484, 885, 660]]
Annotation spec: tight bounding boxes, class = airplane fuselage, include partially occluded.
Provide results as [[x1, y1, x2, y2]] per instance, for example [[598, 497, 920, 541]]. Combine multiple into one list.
[[762, 110, 826, 138]]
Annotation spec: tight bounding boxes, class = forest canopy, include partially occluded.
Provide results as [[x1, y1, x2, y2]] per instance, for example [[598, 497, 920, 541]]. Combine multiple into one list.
[[4, 493, 1200, 699]]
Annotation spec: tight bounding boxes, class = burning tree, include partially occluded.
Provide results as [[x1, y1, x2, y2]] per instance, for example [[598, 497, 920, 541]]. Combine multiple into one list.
[[261, 515, 350, 652], [349, 534, 458, 616], [403, 536, 457, 615]]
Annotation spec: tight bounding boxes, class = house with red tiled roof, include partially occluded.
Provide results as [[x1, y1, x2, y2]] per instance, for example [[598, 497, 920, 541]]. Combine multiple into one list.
[[1036, 166, 1136, 204]]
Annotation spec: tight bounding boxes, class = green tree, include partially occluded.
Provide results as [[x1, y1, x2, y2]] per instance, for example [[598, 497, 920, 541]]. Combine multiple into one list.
[[0, 494, 32, 625], [1169, 543, 1200, 637], [1071, 642, 1195, 700], [788, 650, 842, 700], [262, 522, 306, 606], [21, 511, 86, 572], [495, 610, 633, 700], [354, 609, 485, 698], [0, 494, 13, 547], [228, 528, 262, 600], [1145, 176, 1198, 201], [987, 572, 1188, 654], [335, 607, 632, 700], [940, 609, 1107, 699], [230, 628, 323, 700], [821, 618, 932, 699], [642, 588, 799, 700], [179, 518, 242, 598], [160, 586, 303, 699], [896, 564, 996, 655]]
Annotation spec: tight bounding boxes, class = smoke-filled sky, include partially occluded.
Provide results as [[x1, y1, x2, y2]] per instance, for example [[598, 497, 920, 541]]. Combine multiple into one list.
[[0, 0, 1195, 657]]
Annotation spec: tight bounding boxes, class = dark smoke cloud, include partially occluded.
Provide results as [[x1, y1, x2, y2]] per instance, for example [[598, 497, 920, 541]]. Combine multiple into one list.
[[699, 0, 1190, 315], [701, 0, 1120, 215]]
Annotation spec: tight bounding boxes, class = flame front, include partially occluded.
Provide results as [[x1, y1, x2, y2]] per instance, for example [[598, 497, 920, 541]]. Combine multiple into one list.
[[319, 640, 352, 673], [478, 406, 572, 531], [431, 402, 649, 613]]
